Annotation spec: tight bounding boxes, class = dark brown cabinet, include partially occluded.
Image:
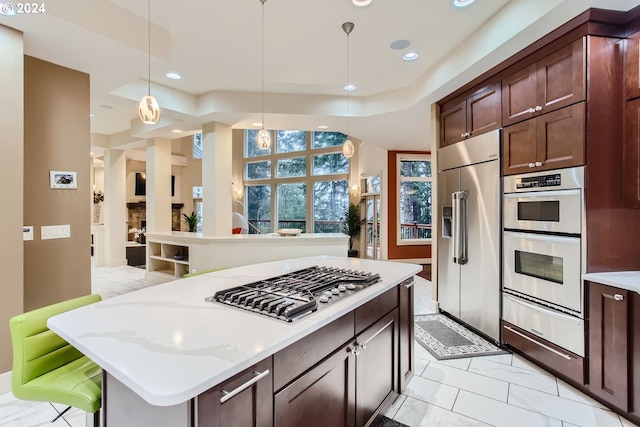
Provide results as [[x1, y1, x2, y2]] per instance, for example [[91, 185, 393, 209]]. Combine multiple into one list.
[[625, 31, 640, 101], [624, 98, 640, 208], [272, 284, 411, 427], [502, 39, 585, 127], [440, 83, 501, 147], [355, 309, 399, 427], [198, 357, 273, 427], [503, 102, 584, 175], [275, 342, 356, 427], [587, 281, 630, 411], [398, 279, 414, 391]]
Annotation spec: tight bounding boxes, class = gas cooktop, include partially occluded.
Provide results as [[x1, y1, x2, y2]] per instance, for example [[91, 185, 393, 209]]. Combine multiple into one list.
[[205, 265, 381, 322]]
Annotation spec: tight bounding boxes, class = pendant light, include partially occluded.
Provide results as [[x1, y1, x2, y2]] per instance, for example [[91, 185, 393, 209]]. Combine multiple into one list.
[[256, 0, 271, 150], [342, 22, 355, 158], [138, 0, 160, 124]]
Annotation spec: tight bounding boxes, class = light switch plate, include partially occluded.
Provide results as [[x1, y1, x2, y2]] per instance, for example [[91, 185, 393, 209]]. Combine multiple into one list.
[[41, 224, 71, 240], [23, 226, 33, 241]]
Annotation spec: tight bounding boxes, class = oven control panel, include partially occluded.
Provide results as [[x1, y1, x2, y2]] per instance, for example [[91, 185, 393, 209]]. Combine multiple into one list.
[[515, 173, 561, 190]]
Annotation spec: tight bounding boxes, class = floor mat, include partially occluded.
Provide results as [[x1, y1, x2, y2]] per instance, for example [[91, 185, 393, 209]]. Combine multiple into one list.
[[415, 313, 509, 360], [377, 416, 410, 427]]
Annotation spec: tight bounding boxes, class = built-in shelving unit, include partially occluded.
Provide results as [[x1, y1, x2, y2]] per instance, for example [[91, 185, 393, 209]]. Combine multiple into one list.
[[148, 241, 190, 278]]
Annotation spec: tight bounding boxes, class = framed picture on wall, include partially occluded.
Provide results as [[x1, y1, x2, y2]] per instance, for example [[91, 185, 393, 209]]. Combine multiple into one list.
[[50, 171, 77, 189]]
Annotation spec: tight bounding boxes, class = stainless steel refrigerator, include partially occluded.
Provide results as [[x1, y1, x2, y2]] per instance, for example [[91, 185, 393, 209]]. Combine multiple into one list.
[[437, 129, 501, 341]]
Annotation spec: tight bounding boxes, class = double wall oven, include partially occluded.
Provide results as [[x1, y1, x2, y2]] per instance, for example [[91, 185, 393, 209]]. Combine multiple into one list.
[[501, 166, 585, 357]]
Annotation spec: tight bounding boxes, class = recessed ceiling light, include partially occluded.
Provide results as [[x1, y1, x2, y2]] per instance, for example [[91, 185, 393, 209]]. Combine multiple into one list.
[[403, 51, 420, 61], [166, 72, 182, 80], [90, 113, 96, 118], [318, 125, 329, 130], [252, 122, 263, 127], [390, 40, 410, 51], [0, 4, 17, 16], [352, 0, 372, 6], [344, 84, 357, 91], [99, 104, 114, 110], [453, 0, 475, 7], [172, 129, 183, 133]]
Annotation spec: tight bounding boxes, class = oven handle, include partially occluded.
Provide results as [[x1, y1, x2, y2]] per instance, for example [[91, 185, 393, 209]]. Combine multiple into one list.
[[503, 230, 581, 244], [453, 190, 468, 265], [503, 189, 581, 199]]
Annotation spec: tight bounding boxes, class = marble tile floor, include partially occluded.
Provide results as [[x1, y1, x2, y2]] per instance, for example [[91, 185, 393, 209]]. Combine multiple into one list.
[[0, 266, 637, 426]]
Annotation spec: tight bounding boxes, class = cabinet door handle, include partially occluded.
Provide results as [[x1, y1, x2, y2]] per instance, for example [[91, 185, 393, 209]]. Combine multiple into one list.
[[614, 294, 624, 301], [220, 370, 270, 403], [528, 163, 535, 168], [528, 107, 536, 114], [535, 161, 543, 167], [461, 133, 465, 138], [404, 282, 414, 289], [347, 346, 360, 357], [357, 342, 367, 351], [535, 105, 543, 112]]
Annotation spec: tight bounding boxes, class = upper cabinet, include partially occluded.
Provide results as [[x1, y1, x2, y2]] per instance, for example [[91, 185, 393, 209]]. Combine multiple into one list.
[[502, 39, 586, 127], [440, 83, 501, 147], [503, 103, 585, 175]]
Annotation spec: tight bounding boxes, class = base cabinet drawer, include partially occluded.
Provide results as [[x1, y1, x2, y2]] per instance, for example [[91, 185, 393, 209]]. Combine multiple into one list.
[[197, 358, 273, 427], [502, 321, 584, 385]]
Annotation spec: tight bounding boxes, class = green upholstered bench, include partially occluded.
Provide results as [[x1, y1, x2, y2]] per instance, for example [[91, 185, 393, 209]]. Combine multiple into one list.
[[10, 294, 103, 425]]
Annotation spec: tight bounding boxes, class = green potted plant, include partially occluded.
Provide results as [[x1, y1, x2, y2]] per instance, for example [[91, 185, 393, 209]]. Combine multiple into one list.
[[182, 211, 199, 232], [342, 202, 362, 257]]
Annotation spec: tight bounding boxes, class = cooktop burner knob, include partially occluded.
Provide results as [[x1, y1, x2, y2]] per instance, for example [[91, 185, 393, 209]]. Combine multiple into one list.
[[331, 288, 340, 295], [319, 295, 329, 303], [337, 285, 347, 292], [323, 291, 333, 298], [346, 284, 356, 290]]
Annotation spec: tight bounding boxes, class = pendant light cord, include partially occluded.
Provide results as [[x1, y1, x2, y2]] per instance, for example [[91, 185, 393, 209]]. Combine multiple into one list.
[[346, 30, 350, 138], [261, 0, 265, 127], [147, 0, 151, 95]]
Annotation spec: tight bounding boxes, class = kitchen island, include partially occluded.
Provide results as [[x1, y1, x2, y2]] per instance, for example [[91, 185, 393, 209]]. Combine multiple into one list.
[[48, 256, 420, 427]]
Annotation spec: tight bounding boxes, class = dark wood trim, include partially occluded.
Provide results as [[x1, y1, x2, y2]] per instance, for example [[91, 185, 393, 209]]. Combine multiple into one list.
[[386, 151, 432, 261]]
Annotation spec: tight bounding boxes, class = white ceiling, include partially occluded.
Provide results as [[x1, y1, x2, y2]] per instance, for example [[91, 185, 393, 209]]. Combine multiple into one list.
[[1, 0, 639, 152]]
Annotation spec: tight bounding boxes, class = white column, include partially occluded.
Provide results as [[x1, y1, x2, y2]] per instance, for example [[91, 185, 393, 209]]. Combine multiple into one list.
[[202, 122, 232, 236], [103, 149, 127, 267], [146, 138, 172, 233]]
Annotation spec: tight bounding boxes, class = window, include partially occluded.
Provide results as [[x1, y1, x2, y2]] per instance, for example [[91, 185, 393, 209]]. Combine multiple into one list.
[[192, 186, 203, 231], [193, 133, 203, 159], [243, 130, 351, 234], [398, 154, 432, 244]]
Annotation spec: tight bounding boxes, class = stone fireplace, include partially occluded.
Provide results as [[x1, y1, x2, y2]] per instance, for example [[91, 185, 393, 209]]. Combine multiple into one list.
[[126, 202, 184, 236]]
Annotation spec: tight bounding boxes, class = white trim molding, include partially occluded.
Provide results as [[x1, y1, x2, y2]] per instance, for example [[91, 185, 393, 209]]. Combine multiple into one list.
[[0, 370, 11, 395]]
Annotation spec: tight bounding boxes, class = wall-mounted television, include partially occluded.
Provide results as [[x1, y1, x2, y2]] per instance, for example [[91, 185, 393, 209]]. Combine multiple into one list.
[[135, 172, 175, 197]]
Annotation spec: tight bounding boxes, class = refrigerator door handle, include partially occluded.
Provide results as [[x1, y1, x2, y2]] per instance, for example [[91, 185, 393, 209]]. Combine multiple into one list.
[[452, 190, 468, 265]]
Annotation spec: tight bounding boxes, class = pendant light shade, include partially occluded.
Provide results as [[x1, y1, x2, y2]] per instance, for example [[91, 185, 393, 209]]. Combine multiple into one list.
[[256, 0, 271, 149], [138, 94, 160, 124], [139, 0, 160, 124], [257, 128, 271, 150], [342, 139, 355, 157], [342, 22, 355, 158]]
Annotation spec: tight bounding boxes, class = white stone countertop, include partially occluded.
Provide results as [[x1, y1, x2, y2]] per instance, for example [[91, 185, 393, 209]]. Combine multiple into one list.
[[146, 231, 349, 244], [48, 256, 420, 407], [583, 271, 640, 294]]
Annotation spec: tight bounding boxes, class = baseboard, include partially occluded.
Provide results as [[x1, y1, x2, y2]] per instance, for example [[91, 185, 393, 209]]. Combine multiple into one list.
[[0, 370, 11, 395], [430, 298, 439, 313]]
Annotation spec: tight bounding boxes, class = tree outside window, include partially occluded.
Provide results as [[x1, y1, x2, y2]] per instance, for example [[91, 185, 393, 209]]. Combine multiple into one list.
[[398, 155, 432, 243]]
